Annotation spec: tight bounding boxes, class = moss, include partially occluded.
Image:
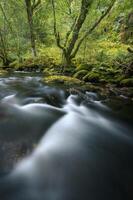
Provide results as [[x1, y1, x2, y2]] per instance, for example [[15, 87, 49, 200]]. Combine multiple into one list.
[[120, 78, 133, 87], [74, 70, 88, 79], [43, 75, 84, 87], [0, 69, 8, 76]]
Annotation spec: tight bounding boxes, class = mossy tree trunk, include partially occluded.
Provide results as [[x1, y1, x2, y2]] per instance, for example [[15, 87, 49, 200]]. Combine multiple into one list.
[[25, 0, 41, 57], [0, 30, 10, 67], [51, 0, 116, 70]]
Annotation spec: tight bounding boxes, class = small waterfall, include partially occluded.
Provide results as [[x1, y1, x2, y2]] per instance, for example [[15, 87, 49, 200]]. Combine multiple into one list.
[[0, 74, 133, 200]]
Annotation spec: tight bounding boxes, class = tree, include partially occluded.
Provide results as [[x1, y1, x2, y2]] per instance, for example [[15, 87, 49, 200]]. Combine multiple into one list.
[[0, 0, 27, 66], [25, 0, 41, 57], [0, 2, 12, 66], [51, 0, 116, 68], [0, 30, 10, 66]]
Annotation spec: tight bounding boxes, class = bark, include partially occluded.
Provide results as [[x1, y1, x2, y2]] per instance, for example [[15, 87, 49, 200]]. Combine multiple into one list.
[[66, 0, 92, 57], [0, 30, 10, 66], [52, 0, 116, 68], [0, 3, 13, 32], [71, 0, 116, 58], [52, 0, 93, 67], [51, 0, 65, 51], [25, 0, 41, 57], [64, 16, 77, 48]]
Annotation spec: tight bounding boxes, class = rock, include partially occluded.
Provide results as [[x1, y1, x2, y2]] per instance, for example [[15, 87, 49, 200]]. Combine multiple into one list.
[[0, 70, 8, 76], [43, 75, 84, 87]]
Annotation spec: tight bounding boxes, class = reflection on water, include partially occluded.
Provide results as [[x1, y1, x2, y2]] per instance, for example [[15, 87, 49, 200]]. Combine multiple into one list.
[[0, 73, 133, 200]]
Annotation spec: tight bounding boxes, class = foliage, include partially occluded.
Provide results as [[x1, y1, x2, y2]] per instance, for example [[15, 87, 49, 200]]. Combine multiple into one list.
[[120, 78, 133, 87], [0, 0, 132, 86]]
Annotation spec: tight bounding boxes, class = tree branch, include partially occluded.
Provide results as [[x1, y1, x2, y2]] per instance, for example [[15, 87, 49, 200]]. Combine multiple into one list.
[[64, 16, 77, 47], [71, 0, 116, 59], [0, 3, 13, 32], [32, 0, 41, 12], [66, 0, 93, 56], [51, 0, 65, 52]]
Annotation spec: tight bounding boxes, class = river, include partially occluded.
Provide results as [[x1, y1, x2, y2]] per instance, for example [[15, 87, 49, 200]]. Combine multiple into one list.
[[0, 72, 133, 200]]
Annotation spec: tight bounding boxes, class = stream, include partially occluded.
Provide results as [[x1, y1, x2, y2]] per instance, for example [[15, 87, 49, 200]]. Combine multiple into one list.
[[0, 72, 133, 200]]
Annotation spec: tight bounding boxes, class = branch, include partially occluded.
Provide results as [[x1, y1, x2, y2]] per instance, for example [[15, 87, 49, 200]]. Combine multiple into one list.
[[64, 16, 77, 47], [31, 0, 41, 12], [127, 47, 133, 53], [51, 0, 65, 52], [0, 3, 13, 32], [66, 0, 72, 15], [71, 0, 116, 59], [66, 0, 93, 56]]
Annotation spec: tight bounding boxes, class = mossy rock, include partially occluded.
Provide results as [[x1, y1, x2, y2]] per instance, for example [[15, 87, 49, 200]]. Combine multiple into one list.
[[74, 70, 88, 79], [83, 72, 100, 83], [43, 67, 60, 76], [0, 69, 8, 76], [43, 75, 84, 87], [120, 78, 133, 86]]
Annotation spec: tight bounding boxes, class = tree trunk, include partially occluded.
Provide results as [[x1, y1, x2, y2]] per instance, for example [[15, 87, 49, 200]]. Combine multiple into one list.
[[63, 53, 72, 66], [0, 30, 10, 66], [25, 0, 37, 57], [66, 0, 92, 58], [3, 57, 10, 66], [52, 0, 116, 69]]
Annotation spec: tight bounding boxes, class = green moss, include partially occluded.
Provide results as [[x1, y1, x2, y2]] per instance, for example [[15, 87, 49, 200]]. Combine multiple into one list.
[[43, 75, 84, 87], [0, 69, 8, 76], [120, 78, 133, 87]]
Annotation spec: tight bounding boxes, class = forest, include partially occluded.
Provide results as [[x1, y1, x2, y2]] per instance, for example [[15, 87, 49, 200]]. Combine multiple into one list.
[[0, 1, 133, 200], [0, 0, 133, 90]]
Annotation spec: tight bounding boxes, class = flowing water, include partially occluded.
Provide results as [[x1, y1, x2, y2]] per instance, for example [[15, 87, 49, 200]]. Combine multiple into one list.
[[0, 72, 133, 200]]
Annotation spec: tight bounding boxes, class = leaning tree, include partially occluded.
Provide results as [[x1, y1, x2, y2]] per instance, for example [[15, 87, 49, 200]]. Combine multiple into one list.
[[51, 0, 116, 68]]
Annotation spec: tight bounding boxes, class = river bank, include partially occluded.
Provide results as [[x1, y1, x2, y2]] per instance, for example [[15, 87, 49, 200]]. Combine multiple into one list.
[[1, 66, 133, 103], [0, 71, 133, 123]]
